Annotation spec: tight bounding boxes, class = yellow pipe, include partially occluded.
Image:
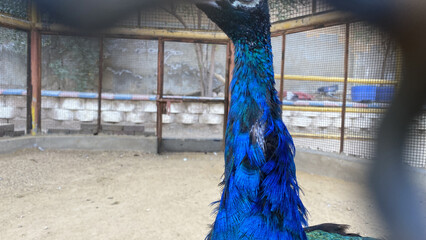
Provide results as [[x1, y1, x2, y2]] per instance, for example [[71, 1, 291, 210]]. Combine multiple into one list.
[[282, 106, 386, 114], [291, 132, 373, 141], [0, 13, 31, 30], [274, 74, 397, 85]]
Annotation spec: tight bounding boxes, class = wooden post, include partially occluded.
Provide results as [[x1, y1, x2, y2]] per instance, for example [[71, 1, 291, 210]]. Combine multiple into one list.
[[96, 36, 104, 135], [279, 33, 286, 102], [156, 39, 165, 153], [30, 29, 41, 135], [340, 24, 350, 153], [26, 31, 32, 134]]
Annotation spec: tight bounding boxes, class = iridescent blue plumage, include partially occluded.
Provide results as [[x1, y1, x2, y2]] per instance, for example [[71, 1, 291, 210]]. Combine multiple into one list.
[[199, 1, 307, 239], [197, 1, 378, 240]]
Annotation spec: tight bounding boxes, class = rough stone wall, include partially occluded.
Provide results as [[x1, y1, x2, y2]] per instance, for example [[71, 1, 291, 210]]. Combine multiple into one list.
[[0, 95, 27, 131]]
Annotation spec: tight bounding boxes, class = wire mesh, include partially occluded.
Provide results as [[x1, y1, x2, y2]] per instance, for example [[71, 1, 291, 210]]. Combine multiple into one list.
[[283, 25, 345, 153], [0, 0, 29, 20], [162, 41, 226, 139], [404, 111, 426, 168], [140, 4, 218, 31], [113, 12, 139, 28], [269, 0, 312, 23], [101, 38, 158, 135], [271, 35, 283, 94], [344, 22, 399, 159], [41, 35, 100, 134], [0, 27, 28, 135], [315, 0, 335, 13]]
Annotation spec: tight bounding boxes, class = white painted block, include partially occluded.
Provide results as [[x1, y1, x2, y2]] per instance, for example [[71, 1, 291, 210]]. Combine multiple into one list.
[[5, 96, 26, 108], [115, 101, 135, 112], [209, 103, 225, 115], [199, 114, 223, 125], [101, 111, 122, 123], [85, 100, 99, 111], [126, 113, 149, 124], [187, 103, 206, 114], [41, 97, 59, 109], [282, 111, 292, 117], [314, 118, 333, 128], [51, 109, 74, 121], [292, 117, 312, 128], [178, 113, 199, 124], [0, 107, 15, 119], [351, 118, 373, 129], [101, 100, 113, 111], [321, 112, 341, 118], [162, 114, 174, 124], [139, 101, 157, 113], [170, 103, 185, 113], [300, 111, 320, 118], [62, 98, 85, 110], [75, 110, 97, 122], [346, 112, 361, 119]]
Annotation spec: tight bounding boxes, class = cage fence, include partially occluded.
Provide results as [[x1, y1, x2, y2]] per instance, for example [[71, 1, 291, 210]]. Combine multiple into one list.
[[0, 26, 28, 137], [315, 0, 335, 13], [41, 34, 100, 134], [101, 37, 159, 136], [343, 22, 399, 159], [271, 35, 283, 94], [269, 0, 312, 22], [282, 25, 346, 153], [162, 41, 226, 139], [0, 0, 29, 20]]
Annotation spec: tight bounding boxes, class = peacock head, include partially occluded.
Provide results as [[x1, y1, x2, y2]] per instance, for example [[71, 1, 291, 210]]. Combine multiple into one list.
[[196, 0, 271, 45]]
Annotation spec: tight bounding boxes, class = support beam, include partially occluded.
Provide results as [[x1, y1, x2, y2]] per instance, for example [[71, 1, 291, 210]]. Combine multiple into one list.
[[156, 39, 165, 153], [30, 29, 41, 135], [96, 36, 104, 135], [340, 24, 350, 153]]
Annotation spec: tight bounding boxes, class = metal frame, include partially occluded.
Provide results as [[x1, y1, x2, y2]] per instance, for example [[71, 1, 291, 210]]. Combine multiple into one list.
[[1, 1, 385, 153]]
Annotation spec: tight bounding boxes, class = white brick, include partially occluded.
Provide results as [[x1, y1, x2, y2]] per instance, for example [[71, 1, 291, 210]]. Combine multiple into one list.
[[17, 108, 27, 118], [85, 100, 99, 111], [139, 101, 157, 113], [0, 107, 15, 119], [170, 103, 185, 113], [178, 113, 199, 124], [292, 117, 312, 128], [102, 111, 122, 123], [365, 113, 382, 119], [187, 103, 206, 114], [51, 109, 74, 121], [209, 103, 225, 114], [300, 111, 320, 117], [352, 118, 373, 129], [75, 110, 97, 122], [199, 114, 223, 125], [62, 98, 85, 110], [282, 117, 292, 125], [126, 113, 149, 123], [101, 100, 113, 111], [6, 96, 26, 108], [162, 114, 174, 124], [320, 112, 341, 118], [346, 113, 361, 119], [41, 97, 59, 109], [314, 118, 333, 128], [282, 111, 292, 117], [114, 101, 135, 112]]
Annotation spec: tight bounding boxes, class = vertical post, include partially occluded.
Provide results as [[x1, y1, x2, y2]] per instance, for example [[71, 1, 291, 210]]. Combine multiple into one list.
[[156, 39, 165, 153], [30, 29, 41, 135], [340, 24, 350, 153], [30, 1, 41, 135], [96, 36, 104, 135], [26, 31, 32, 134], [279, 33, 286, 102], [223, 41, 232, 147]]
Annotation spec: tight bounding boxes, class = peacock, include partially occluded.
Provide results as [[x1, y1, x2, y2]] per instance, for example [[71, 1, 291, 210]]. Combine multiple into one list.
[[196, 1, 379, 239]]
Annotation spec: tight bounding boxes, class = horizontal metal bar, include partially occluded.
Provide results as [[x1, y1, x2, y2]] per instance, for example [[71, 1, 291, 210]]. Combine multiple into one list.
[[161, 96, 224, 102], [0, 13, 31, 30], [282, 106, 387, 113], [274, 74, 397, 85]]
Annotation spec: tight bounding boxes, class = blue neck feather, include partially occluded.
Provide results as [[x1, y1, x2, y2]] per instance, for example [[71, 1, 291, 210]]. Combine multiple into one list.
[[207, 25, 308, 240]]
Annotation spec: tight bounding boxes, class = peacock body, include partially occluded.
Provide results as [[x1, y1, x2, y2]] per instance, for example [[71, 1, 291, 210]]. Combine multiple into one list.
[[197, 1, 379, 239]]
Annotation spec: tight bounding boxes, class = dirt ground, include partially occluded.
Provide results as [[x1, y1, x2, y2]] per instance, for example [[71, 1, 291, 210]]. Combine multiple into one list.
[[0, 149, 386, 240]]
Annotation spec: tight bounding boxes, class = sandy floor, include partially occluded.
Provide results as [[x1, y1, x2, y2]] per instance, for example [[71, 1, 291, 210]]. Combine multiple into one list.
[[0, 149, 386, 240]]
